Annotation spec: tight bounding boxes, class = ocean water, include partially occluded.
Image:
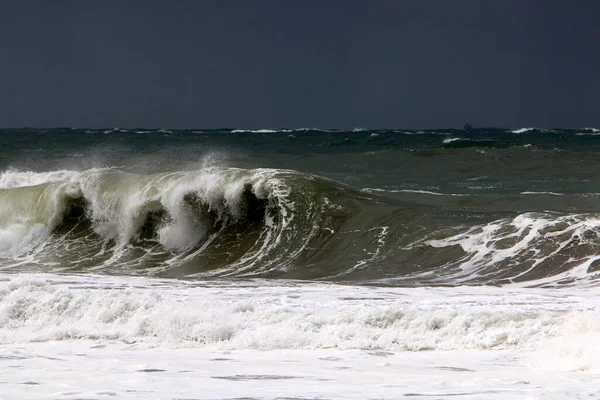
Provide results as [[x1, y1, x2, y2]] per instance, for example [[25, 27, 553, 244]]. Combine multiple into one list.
[[2, 127, 600, 399]]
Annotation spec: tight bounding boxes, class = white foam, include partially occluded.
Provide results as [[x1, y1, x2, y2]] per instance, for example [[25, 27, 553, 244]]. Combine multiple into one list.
[[443, 137, 464, 143], [511, 127, 537, 133], [0, 273, 593, 350], [520, 191, 564, 196], [576, 127, 600, 135], [362, 188, 467, 196], [292, 127, 332, 132], [1, 273, 600, 399], [529, 311, 600, 372], [424, 212, 600, 285], [231, 129, 291, 133]]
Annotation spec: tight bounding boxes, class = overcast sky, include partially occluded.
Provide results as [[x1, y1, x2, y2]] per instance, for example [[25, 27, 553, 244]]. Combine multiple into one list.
[[1, 0, 598, 129]]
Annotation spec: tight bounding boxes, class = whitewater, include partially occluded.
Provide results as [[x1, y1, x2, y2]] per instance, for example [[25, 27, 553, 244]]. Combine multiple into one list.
[[2, 128, 600, 399]]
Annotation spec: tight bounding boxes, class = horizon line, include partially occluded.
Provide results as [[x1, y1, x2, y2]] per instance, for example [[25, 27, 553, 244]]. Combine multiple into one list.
[[1, 126, 598, 131]]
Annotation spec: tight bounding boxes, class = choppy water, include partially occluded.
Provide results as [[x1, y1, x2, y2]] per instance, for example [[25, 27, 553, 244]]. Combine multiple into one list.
[[2, 127, 600, 399]]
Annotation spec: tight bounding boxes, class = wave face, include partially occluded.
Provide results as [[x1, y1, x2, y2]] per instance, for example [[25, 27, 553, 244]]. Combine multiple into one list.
[[0, 167, 370, 278], [0, 166, 600, 286], [3, 128, 600, 287]]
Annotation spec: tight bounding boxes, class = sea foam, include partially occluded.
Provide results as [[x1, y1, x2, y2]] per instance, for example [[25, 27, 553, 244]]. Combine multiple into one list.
[[0, 274, 595, 351]]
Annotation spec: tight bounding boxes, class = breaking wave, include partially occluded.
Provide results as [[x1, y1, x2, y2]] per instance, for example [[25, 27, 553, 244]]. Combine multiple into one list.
[[0, 167, 367, 278], [4, 166, 600, 286]]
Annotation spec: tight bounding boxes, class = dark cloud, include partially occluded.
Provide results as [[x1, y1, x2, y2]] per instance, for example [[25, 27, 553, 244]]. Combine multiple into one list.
[[1, 0, 598, 128]]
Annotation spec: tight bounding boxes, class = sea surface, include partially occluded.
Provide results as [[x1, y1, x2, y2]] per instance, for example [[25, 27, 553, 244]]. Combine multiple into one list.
[[2, 127, 600, 399]]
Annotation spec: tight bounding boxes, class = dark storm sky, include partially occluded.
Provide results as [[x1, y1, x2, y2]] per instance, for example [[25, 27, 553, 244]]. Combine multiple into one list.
[[1, 1, 599, 129]]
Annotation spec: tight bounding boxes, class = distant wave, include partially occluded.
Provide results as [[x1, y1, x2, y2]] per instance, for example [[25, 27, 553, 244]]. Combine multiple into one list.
[[441, 138, 499, 148], [231, 129, 291, 133], [292, 128, 333, 132], [362, 188, 467, 196], [443, 137, 464, 144], [231, 128, 341, 133], [576, 127, 600, 136], [520, 191, 564, 196], [512, 127, 537, 134]]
